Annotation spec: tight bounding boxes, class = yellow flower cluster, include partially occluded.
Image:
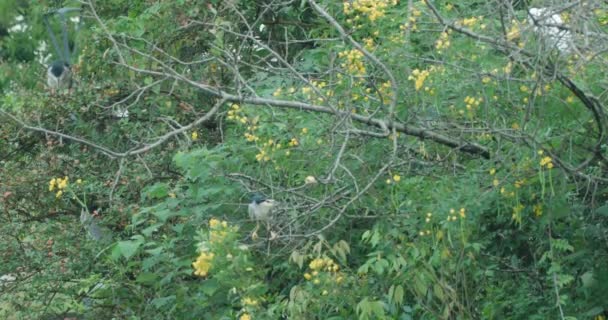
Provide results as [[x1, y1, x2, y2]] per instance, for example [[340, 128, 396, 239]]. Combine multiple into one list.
[[192, 219, 237, 277], [227, 104, 260, 143], [309, 257, 339, 272], [500, 186, 516, 198], [227, 104, 247, 124], [418, 229, 432, 236], [540, 156, 554, 169], [49, 176, 70, 198], [512, 203, 524, 224], [191, 131, 199, 141], [408, 69, 430, 91], [338, 49, 366, 76], [363, 37, 375, 50], [255, 139, 279, 162], [375, 81, 393, 101], [209, 218, 232, 243], [460, 16, 481, 27], [435, 31, 450, 52], [343, 0, 397, 22], [506, 20, 521, 41], [447, 208, 466, 221], [192, 252, 214, 277], [242, 115, 261, 143], [242, 297, 259, 307], [419, 212, 433, 236], [399, 7, 422, 32], [386, 174, 401, 184], [464, 95, 483, 112], [533, 203, 543, 217], [288, 138, 299, 147], [239, 313, 251, 320], [304, 257, 343, 285]]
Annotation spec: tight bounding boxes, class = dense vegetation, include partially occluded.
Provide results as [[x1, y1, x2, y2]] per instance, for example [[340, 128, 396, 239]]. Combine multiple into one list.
[[1, 0, 607, 319]]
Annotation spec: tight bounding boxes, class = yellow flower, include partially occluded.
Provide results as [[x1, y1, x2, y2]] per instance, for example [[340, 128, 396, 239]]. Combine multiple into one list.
[[393, 174, 401, 182], [191, 131, 199, 141], [493, 179, 499, 187], [52, 176, 68, 190], [55, 190, 63, 198], [301, 127, 308, 134], [240, 313, 251, 320], [459, 208, 466, 218], [192, 252, 214, 277], [322, 290, 328, 295], [242, 297, 259, 306], [540, 156, 553, 168], [489, 168, 496, 175], [209, 218, 221, 228], [304, 273, 312, 280], [76, 179, 82, 184]]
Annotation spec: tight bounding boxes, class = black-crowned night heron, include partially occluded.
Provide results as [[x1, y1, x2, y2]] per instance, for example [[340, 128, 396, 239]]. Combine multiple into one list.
[[248, 194, 276, 240], [44, 7, 82, 93]]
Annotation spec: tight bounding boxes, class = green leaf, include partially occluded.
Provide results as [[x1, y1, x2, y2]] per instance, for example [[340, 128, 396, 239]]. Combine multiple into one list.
[[201, 278, 219, 296], [580, 271, 595, 288], [393, 285, 404, 305], [152, 208, 178, 222], [595, 205, 608, 216], [113, 237, 144, 260], [142, 182, 169, 200], [136, 272, 159, 285], [142, 223, 163, 236]]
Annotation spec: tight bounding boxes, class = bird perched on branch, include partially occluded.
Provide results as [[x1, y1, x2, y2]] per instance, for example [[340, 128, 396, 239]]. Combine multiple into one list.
[[43, 7, 82, 93], [248, 194, 276, 240]]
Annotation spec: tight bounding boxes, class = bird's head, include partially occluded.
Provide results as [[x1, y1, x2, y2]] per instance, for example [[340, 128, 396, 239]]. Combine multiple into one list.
[[251, 193, 276, 207], [49, 60, 70, 78]]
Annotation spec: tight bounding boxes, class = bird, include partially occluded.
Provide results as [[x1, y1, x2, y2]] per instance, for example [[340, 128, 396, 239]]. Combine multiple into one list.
[[247, 194, 276, 240], [47, 60, 72, 94], [44, 7, 82, 94]]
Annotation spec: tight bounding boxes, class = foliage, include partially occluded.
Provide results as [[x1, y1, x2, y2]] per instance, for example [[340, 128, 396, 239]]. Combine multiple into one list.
[[1, 0, 608, 319]]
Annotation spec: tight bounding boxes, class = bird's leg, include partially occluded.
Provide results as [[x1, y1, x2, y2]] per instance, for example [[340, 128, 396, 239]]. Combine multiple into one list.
[[251, 222, 260, 240], [266, 220, 277, 240]]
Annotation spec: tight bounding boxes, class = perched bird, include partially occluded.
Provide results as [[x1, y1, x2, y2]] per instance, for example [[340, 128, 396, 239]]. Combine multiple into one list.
[[44, 7, 82, 93], [528, 7, 573, 54], [247, 194, 276, 239], [47, 60, 72, 94]]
